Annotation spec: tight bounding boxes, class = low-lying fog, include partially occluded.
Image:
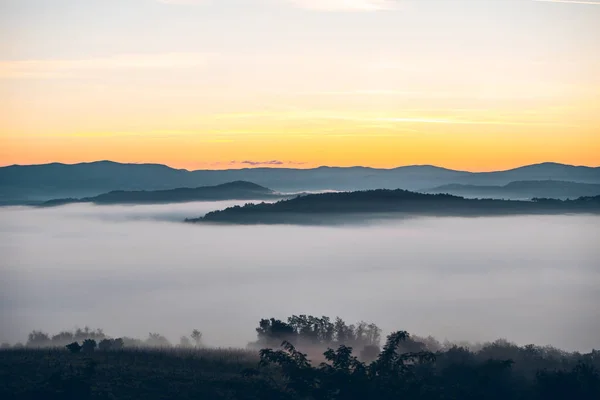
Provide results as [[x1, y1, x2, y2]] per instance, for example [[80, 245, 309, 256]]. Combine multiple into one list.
[[1, 201, 599, 352]]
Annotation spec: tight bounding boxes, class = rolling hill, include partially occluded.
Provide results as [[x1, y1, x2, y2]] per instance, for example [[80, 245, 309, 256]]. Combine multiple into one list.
[[39, 181, 284, 207], [187, 190, 600, 225]]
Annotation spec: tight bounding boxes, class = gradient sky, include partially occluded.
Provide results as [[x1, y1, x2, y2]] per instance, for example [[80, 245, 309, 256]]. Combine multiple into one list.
[[1, 0, 599, 171]]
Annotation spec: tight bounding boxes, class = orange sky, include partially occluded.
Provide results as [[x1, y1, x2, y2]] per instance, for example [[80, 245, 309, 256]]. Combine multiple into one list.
[[1, 0, 599, 171]]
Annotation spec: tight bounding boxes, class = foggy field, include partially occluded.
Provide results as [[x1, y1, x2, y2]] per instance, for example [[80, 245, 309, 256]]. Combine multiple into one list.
[[1, 201, 599, 351]]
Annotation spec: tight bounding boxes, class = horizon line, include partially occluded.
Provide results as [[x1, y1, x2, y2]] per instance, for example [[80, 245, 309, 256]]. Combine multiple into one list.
[[1, 160, 598, 174]]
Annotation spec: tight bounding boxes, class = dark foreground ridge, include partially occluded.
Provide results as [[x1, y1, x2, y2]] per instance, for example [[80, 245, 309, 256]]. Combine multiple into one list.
[[1, 315, 599, 400], [187, 190, 600, 224], [40, 181, 285, 207]]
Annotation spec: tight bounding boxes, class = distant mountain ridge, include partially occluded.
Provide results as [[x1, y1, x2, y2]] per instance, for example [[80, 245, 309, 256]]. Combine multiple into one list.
[[1, 160, 599, 204], [423, 180, 600, 200], [39, 181, 283, 207]]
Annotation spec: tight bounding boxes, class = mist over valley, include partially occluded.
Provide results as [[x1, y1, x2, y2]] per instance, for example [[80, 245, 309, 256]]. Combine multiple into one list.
[[1, 201, 598, 352]]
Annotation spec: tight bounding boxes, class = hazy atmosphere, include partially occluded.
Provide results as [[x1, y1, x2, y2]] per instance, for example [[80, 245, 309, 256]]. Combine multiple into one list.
[[2, 1, 599, 398], [2, 201, 598, 351]]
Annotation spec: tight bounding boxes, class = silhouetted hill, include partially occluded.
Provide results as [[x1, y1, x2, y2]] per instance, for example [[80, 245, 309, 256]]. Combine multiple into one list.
[[188, 190, 600, 224], [457, 162, 600, 186], [1, 161, 599, 204], [424, 180, 600, 200], [40, 181, 282, 207]]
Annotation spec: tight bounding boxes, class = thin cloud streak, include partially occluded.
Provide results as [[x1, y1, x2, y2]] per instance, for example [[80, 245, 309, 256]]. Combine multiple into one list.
[[227, 160, 307, 166], [0, 53, 211, 79], [210, 111, 576, 127], [238, 160, 284, 166], [155, 0, 400, 10], [290, 87, 581, 101], [532, 0, 600, 4], [286, 0, 400, 11], [156, 0, 206, 4]]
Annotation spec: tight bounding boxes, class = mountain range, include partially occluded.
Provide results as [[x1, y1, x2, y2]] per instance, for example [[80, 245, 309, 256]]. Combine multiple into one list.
[[423, 180, 600, 200], [1, 160, 599, 204]]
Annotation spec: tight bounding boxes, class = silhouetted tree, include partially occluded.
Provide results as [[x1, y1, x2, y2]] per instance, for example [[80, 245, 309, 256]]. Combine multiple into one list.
[[81, 339, 96, 354], [536, 362, 600, 400], [112, 338, 124, 350], [122, 336, 144, 347], [364, 323, 382, 347], [51, 331, 75, 345], [256, 318, 295, 346], [259, 341, 315, 397], [66, 342, 82, 354], [333, 317, 354, 344], [412, 334, 443, 352], [287, 315, 335, 345], [27, 330, 50, 347], [259, 330, 436, 399], [98, 339, 113, 351], [191, 329, 203, 347], [146, 333, 170, 348], [253, 315, 382, 357]]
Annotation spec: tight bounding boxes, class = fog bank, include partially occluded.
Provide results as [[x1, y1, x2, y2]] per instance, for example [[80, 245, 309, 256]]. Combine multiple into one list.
[[1, 202, 598, 351]]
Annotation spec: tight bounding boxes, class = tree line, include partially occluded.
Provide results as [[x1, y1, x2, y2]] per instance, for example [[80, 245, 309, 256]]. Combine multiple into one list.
[[3, 326, 203, 351], [1, 315, 599, 399]]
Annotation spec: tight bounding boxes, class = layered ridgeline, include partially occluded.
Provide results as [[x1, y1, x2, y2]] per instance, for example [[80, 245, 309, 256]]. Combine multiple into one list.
[[423, 180, 600, 200], [1, 160, 599, 204], [40, 181, 286, 207], [187, 190, 600, 224]]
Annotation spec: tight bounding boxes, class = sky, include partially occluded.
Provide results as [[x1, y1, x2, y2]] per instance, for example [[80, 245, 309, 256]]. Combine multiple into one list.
[[1, 0, 599, 171]]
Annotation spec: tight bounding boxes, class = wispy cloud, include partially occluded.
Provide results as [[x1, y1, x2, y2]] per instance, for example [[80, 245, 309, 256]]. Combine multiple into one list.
[[228, 160, 307, 166], [240, 160, 283, 166], [292, 84, 585, 101], [210, 110, 576, 127], [293, 89, 460, 99], [532, 0, 600, 5], [156, 0, 401, 11], [285, 0, 400, 12], [156, 0, 206, 4], [0, 53, 210, 79]]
